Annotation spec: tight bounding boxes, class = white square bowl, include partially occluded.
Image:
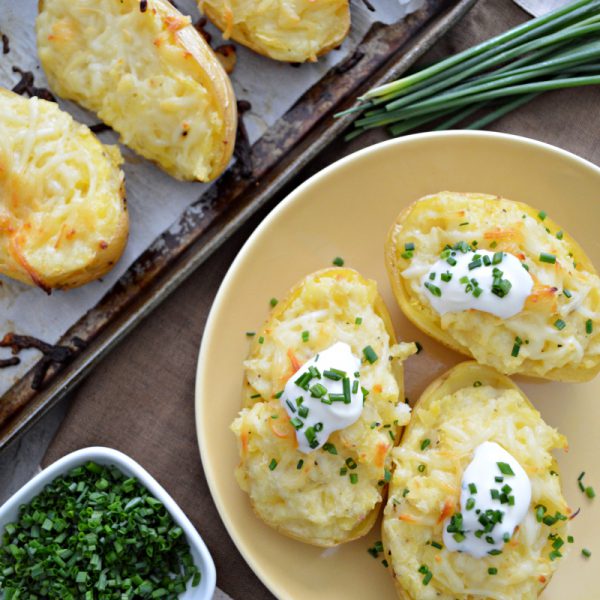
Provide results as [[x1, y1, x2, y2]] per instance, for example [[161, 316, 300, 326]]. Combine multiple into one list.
[[0, 446, 216, 600]]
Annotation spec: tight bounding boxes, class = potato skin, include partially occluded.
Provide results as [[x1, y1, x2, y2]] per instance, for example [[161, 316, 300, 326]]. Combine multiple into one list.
[[386, 191, 600, 382], [232, 268, 413, 546], [0, 89, 127, 291], [383, 362, 569, 600], [37, 0, 237, 182], [198, 0, 350, 63]]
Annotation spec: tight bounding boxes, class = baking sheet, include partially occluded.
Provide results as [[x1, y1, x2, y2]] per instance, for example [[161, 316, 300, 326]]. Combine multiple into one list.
[[0, 0, 425, 396]]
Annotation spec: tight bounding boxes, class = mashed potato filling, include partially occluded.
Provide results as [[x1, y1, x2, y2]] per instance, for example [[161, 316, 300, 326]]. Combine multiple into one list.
[[383, 364, 569, 600], [232, 269, 413, 546]]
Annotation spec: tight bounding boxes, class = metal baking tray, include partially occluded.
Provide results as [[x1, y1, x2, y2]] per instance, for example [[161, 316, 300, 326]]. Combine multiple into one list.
[[0, 0, 477, 449]]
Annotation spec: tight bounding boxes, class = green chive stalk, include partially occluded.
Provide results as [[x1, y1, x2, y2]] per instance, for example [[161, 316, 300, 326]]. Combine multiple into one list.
[[339, 0, 600, 138]]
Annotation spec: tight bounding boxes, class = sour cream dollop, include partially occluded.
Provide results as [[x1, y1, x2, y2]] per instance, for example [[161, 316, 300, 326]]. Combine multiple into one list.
[[443, 441, 532, 558], [280, 342, 363, 454], [422, 249, 533, 319]]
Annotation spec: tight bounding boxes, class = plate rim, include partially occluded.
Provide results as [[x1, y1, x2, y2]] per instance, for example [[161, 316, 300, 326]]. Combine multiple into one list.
[[194, 130, 600, 599]]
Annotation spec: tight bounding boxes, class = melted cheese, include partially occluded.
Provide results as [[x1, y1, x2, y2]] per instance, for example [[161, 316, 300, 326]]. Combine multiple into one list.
[[37, 0, 236, 182], [0, 89, 126, 290]]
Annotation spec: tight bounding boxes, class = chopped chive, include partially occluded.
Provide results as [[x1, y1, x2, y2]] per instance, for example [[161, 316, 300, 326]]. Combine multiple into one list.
[[258, 336, 265, 344], [582, 548, 592, 558], [563, 288, 572, 298], [554, 319, 566, 330], [349, 473, 358, 484], [301, 330, 309, 342], [586, 486, 596, 499], [285, 400, 296, 413], [538, 210, 547, 221], [298, 405, 309, 418], [466, 498, 475, 511], [422, 571, 433, 586], [296, 459, 304, 470], [497, 462, 515, 476], [384, 468, 392, 483], [556, 230, 564, 240], [424, 282, 442, 297], [492, 252, 503, 265], [441, 271, 452, 282], [473, 381, 482, 388], [310, 383, 328, 398], [404, 242, 415, 251], [339, 467, 347, 476], [363, 346, 378, 364], [511, 337, 522, 358], [332, 256, 344, 267], [323, 443, 338, 455], [270, 298, 278, 307], [420, 439, 431, 450], [417, 464, 426, 473], [250, 393, 261, 399], [245, 331, 255, 337], [328, 393, 345, 402], [401, 250, 414, 259], [355, 316, 363, 325], [352, 379, 359, 394], [568, 535, 574, 543], [345, 457, 358, 470], [468, 258, 482, 270], [446, 256, 457, 266], [488, 549, 502, 556], [468, 483, 477, 494], [539, 252, 556, 264], [268, 459, 278, 471], [430, 541, 442, 550], [586, 319, 593, 334], [314, 422, 323, 432], [488, 567, 498, 575], [290, 417, 303, 429]]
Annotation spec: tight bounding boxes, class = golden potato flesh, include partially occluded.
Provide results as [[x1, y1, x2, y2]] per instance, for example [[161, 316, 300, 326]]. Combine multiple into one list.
[[386, 191, 600, 381], [37, 0, 237, 182], [231, 268, 415, 546], [383, 362, 569, 600], [198, 0, 350, 63], [0, 89, 127, 291]]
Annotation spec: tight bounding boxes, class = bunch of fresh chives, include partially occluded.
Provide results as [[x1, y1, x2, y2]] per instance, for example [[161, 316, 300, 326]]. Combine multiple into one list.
[[338, 0, 600, 138]]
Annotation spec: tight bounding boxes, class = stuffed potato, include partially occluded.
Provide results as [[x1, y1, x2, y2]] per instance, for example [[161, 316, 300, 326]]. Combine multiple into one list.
[[386, 191, 600, 381], [0, 89, 127, 291], [198, 0, 350, 63], [383, 362, 570, 600], [231, 268, 415, 546], [37, 0, 237, 182]]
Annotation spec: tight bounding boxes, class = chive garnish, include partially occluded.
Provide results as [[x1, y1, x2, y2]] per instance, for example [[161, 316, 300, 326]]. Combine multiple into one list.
[[298, 405, 309, 418], [538, 210, 547, 221], [246, 331, 255, 337], [497, 462, 515, 476], [563, 288, 572, 298], [556, 230, 564, 240], [258, 336, 265, 344], [301, 330, 309, 342], [349, 473, 358, 484], [420, 439, 431, 450], [269, 459, 278, 471], [355, 316, 363, 325], [417, 464, 426, 473], [488, 567, 498, 575], [582, 548, 592, 558], [401, 250, 414, 259], [323, 443, 337, 455], [345, 457, 358, 470], [473, 381, 482, 388], [539, 252, 556, 264], [332, 256, 344, 267], [466, 498, 475, 511], [339, 467, 347, 476], [430, 541, 442, 550], [554, 319, 566, 330], [468, 483, 477, 494], [586, 319, 593, 334], [297, 459, 304, 470], [405, 242, 415, 251], [310, 383, 327, 398], [270, 297, 278, 307], [363, 346, 378, 364], [511, 336, 522, 358], [425, 282, 442, 297], [586, 486, 596, 499], [492, 252, 503, 265]]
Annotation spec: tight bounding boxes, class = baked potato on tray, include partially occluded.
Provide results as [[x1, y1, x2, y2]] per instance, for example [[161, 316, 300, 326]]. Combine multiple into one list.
[[231, 267, 415, 546], [0, 89, 127, 291], [198, 0, 351, 63], [383, 362, 569, 600], [37, 0, 237, 182], [386, 191, 600, 381]]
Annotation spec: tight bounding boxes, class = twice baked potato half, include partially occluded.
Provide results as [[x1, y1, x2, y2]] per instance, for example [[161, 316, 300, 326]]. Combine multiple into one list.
[[37, 0, 237, 182], [231, 268, 415, 546], [383, 362, 570, 600], [0, 89, 127, 291], [198, 0, 351, 63], [386, 191, 600, 381]]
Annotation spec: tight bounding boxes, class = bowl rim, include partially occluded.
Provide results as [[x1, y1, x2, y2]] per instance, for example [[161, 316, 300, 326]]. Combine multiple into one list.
[[0, 446, 216, 600], [195, 129, 600, 599]]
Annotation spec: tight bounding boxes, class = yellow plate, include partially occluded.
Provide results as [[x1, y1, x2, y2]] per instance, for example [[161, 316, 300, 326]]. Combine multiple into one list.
[[196, 132, 600, 600]]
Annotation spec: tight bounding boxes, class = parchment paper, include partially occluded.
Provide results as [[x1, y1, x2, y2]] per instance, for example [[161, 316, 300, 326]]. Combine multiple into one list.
[[0, 0, 423, 395]]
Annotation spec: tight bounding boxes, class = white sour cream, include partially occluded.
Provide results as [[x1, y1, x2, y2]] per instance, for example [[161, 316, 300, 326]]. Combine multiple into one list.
[[422, 249, 533, 319], [280, 342, 363, 454], [443, 441, 532, 558]]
